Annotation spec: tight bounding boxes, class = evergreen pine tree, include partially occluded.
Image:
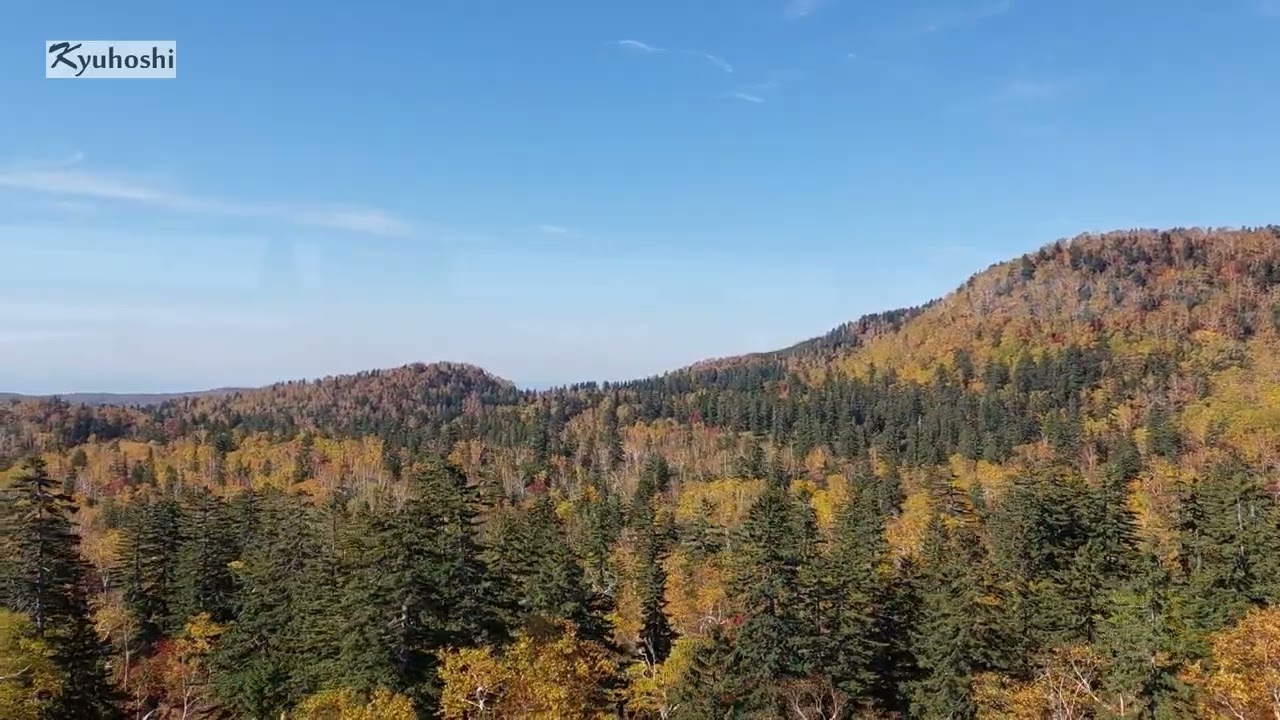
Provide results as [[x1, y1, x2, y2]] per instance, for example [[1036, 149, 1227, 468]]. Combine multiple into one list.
[[631, 454, 672, 526], [1180, 460, 1280, 636], [909, 507, 1005, 720], [2, 457, 122, 719], [602, 400, 626, 471], [519, 496, 612, 643], [734, 443, 767, 479], [580, 477, 623, 592], [289, 487, 351, 694], [172, 487, 239, 625], [671, 625, 744, 720], [870, 555, 922, 715], [336, 458, 511, 712], [989, 467, 1092, 657], [635, 506, 675, 666], [727, 464, 813, 713], [118, 490, 183, 644], [211, 489, 313, 718], [1095, 551, 1192, 718], [811, 485, 887, 704]]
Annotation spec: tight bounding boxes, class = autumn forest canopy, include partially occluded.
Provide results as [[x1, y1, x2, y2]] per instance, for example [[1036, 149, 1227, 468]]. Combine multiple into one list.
[[5, 226, 1280, 719]]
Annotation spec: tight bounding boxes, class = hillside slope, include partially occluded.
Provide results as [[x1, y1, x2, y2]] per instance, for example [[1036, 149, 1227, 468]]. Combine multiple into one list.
[[834, 226, 1280, 380], [6, 225, 1280, 720], [0, 388, 246, 407], [5, 226, 1279, 470]]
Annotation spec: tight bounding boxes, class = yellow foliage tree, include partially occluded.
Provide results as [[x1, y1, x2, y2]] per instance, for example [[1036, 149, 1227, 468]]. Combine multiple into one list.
[[625, 635, 697, 719], [662, 548, 728, 637], [292, 687, 416, 720], [974, 645, 1107, 720], [438, 646, 508, 718], [609, 543, 642, 647], [95, 592, 140, 688], [0, 611, 61, 720], [1184, 606, 1280, 719], [160, 612, 224, 720], [438, 620, 617, 719]]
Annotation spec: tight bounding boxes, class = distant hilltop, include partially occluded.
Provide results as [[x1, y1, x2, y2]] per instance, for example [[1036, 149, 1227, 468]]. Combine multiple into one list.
[[0, 388, 248, 407]]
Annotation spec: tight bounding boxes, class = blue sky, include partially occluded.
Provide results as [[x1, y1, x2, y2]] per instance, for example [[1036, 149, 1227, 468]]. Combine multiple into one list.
[[1, 0, 1278, 392]]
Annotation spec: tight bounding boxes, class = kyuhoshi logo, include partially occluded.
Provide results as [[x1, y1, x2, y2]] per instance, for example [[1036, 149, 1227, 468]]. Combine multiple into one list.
[[46, 40, 176, 79]]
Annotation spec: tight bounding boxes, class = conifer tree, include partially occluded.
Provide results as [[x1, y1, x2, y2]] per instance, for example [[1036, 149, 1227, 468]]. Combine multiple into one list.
[[671, 625, 743, 720], [336, 458, 510, 712], [118, 491, 182, 644], [727, 464, 813, 713], [811, 484, 887, 704], [1179, 460, 1280, 636], [635, 506, 674, 666], [1095, 551, 1191, 718], [990, 467, 1092, 657], [870, 555, 922, 715], [172, 487, 239, 625], [734, 443, 767, 479], [601, 400, 625, 471], [631, 454, 672, 526], [580, 478, 623, 592], [2, 457, 122, 719], [289, 487, 351, 694], [212, 489, 313, 718], [910, 507, 1005, 720], [519, 496, 611, 644]]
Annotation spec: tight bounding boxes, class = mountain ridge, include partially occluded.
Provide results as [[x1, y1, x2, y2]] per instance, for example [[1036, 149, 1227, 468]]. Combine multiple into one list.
[[0, 388, 249, 407], [6, 225, 1280, 720], [6, 225, 1279, 444]]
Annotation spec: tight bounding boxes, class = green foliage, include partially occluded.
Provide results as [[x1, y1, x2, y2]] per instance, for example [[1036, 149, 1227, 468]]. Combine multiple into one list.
[[1, 458, 121, 719], [5, 228, 1280, 718], [911, 514, 987, 719], [119, 491, 182, 644], [1178, 461, 1280, 638], [636, 510, 675, 666], [807, 479, 887, 703], [172, 487, 240, 626], [671, 626, 743, 719], [211, 489, 315, 717], [1094, 552, 1192, 718], [725, 467, 816, 713], [334, 459, 511, 713]]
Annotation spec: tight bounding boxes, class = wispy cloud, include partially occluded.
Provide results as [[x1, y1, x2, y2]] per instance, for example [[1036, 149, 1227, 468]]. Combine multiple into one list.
[[701, 53, 733, 73], [916, 0, 1011, 33], [1257, 0, 1280, 16], [996, 79, 1065, 101], [0, 158, 412, 237], [747, 78, 783, 93], [612, 40, 733, 74], [721, 70, 793, 105], [301, 208, 412, 236], [49, 199, 97, 214], [785, 0, 825, 18], [54, 150, 85, 169], [0, 301, 286, 331], [614, 39, 665, 53], [535, 224, 584, 240], [0, 328, 107, 346]]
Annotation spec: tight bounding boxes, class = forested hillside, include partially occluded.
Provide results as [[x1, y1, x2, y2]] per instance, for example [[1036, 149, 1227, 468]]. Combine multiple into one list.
[[4, 226, 1280, 719]]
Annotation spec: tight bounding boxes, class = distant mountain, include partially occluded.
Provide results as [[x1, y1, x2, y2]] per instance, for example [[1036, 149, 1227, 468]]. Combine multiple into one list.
[[6, 225, 1280, 720], [0, 388, 248, 407], [5, 225, 1280, 466]]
